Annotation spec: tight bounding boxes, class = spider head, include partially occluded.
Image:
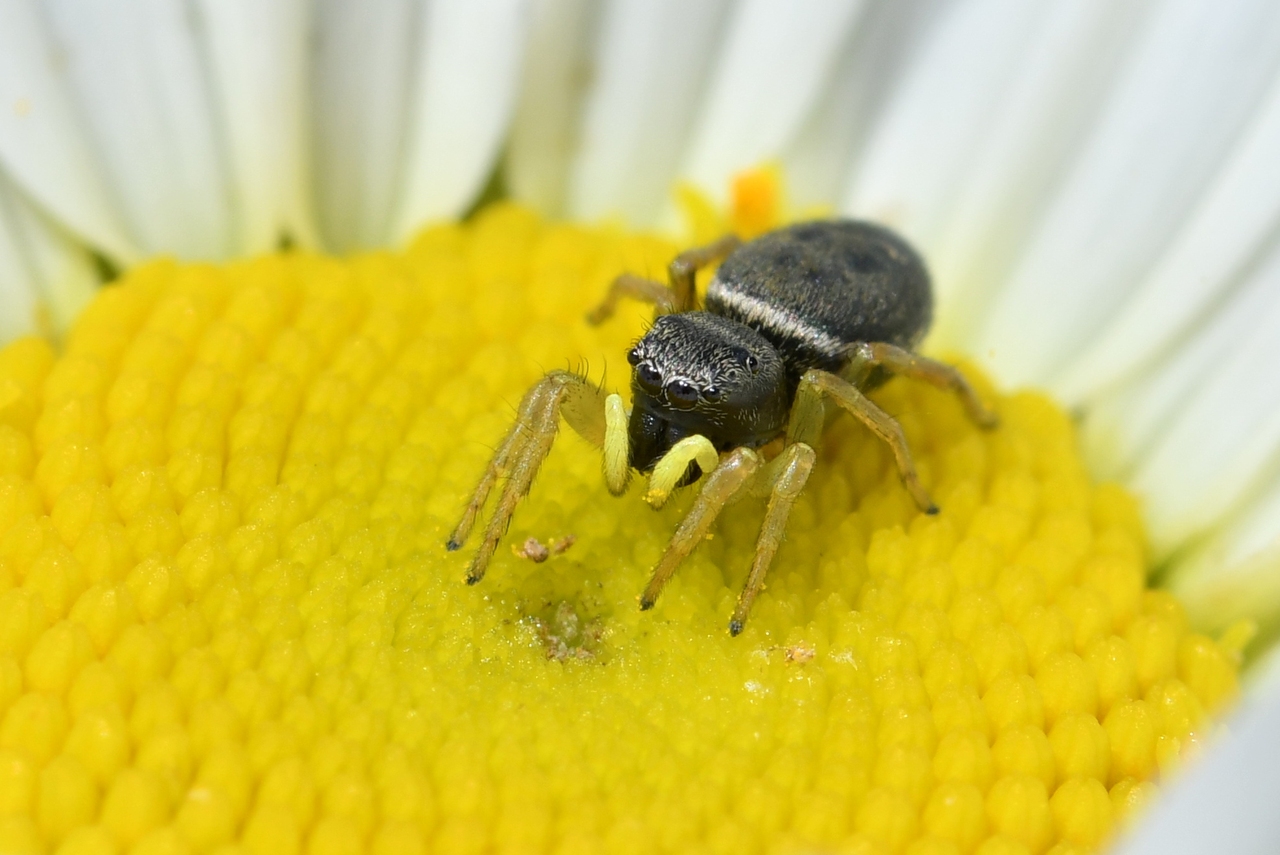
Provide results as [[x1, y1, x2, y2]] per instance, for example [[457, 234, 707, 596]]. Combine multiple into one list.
[[626, 313, 789, 475]]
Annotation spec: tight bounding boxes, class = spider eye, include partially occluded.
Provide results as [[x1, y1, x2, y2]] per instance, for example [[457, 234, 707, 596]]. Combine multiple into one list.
[[703, 385, 722, 402], [666, 379, 699, 408], [626, 348, 640, 366], [636, 363, 662, 392], [730, 346, 760, 373]]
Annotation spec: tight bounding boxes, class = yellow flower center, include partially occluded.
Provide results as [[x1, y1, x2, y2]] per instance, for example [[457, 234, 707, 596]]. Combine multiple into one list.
[[0, 198, 1243, 855]]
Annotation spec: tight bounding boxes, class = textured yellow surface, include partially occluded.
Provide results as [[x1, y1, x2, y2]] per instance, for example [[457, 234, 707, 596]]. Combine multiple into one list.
[[0, 202, 1243, 855]]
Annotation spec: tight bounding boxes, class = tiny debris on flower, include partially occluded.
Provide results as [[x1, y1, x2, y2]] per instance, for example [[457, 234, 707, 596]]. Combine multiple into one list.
[[531, 601, 603, 661], [513, 534, 576, 562], [514, 536, 551, 562], [784, 644, 816, 663]]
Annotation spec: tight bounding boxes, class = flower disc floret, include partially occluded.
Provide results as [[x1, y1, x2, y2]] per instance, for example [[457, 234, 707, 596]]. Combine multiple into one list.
[[0, 202, 1242, 854]]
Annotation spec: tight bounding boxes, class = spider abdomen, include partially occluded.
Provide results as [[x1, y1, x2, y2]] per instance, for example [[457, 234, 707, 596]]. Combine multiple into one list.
[[705, 220, 932, 378]]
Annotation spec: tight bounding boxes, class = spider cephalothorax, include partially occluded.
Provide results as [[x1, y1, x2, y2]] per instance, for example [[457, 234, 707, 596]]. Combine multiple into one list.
[[626, 313, 789, 474], [448, 221, 998, 634]]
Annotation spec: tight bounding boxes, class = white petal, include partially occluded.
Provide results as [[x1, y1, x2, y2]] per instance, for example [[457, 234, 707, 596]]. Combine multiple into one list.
[[976, 0, 1280, 387], [1111, 662, 1280, 855], [0, 0, 138, 263], [42, 0, 234, 259], [505, 0, 600, 218], [195, 0, 320, 254], [677, 0, 867, 205], [311, 0, 418, 251], [391, 0, 532, 243], [1169, 477, 1280, 635], [1055, 68, 1280, 403], [0, 181, 40, 342], [1220, 483, 1280, 583], [1081, 240, 1280, 481], [925, 0, 1150, 351], [841, 0, 1050, 251], [566, 0, 734, 225], [1136, 315, 1280, 554], [782, 0, 946, 212], [0, 171, 99, 342], [1111, 240, 1280, 554]]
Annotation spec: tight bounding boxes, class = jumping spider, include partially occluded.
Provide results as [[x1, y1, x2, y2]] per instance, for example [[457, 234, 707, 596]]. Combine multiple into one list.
[[447, 221, 998, 635]]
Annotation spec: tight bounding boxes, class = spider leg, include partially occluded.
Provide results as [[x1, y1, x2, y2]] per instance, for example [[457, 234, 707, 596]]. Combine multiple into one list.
[[798, 368, 937, 514], [446, 392, 537, 553], [639, 447, 760, 611], [729, 441, 816, 636], [446, 370, 618, 583], [847, 342, 998, 429], [667, 233, 741, 312], [585, 274, 676, 325], [586, 233, 742, 324]]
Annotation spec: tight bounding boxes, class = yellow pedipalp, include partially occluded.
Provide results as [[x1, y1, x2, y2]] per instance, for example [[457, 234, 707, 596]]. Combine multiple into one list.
[[645, 434, 720, 509], [604, 393, 631, 495]]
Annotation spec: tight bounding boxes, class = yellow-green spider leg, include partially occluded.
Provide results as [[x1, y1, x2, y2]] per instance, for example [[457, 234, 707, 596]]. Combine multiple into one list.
[[447, 369, 618, 584], [729, 441, 817, 636], [637, 438, 819, 635], [797, 368, 937, 514], [666, 233, 742, 313], [585, 233, 742, 324], [845, 341, 999, 429], [639, 446, 761, 611], [585, 274, 679, 325]]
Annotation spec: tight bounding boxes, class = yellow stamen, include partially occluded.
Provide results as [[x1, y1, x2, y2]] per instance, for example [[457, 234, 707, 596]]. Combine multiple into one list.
[[0, 200, 1242, 854], [730, 163, 785, 239]]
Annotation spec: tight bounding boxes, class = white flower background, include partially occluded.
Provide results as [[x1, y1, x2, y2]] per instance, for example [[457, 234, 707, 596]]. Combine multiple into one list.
[[2, 0, 1280, 850]]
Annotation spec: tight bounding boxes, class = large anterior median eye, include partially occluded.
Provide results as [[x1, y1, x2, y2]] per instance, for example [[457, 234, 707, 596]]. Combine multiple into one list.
[[666, 379, 699, 408]]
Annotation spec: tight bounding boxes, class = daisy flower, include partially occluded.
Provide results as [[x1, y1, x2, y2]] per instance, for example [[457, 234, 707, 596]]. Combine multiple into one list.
[[0, 0, 1278, 853]]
